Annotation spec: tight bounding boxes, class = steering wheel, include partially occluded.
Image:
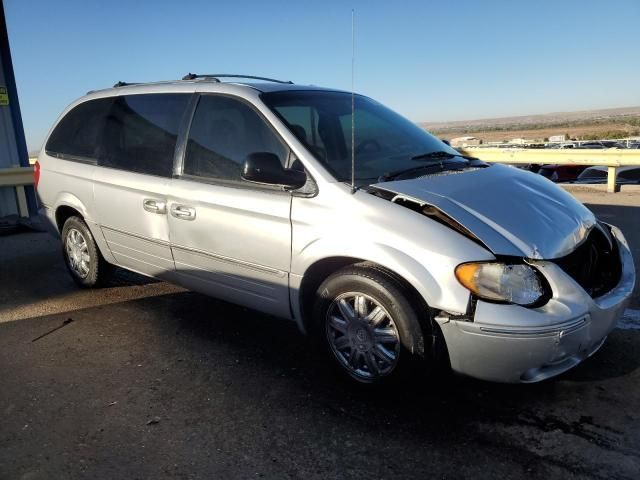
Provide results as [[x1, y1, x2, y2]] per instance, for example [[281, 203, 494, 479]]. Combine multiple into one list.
[[355, 139, 383, 155]]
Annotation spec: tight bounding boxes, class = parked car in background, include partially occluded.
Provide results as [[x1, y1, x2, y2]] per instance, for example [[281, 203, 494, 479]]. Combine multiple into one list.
[[573, 166, 640, 184], [545, 143, 576, 149], [577, 141, 625, 149], [538, 164, 588, 182]]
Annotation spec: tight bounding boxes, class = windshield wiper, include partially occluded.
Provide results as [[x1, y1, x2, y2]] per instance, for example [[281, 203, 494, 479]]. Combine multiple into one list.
[[411, 150, 476, 161], [378, 159, 464, 182]]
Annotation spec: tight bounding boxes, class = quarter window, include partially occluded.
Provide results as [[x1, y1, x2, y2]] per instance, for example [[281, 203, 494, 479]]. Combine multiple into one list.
[[183, 95, 288, 183], [46, 98, 113, 160], [271, 105, 326, 160], [97, 94, 190, 177]]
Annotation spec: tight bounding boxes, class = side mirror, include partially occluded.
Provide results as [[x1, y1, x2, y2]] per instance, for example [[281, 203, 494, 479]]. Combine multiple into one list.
[[241, 152, 307, 189]]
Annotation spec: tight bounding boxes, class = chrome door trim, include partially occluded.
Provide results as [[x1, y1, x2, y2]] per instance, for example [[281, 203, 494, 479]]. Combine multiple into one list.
[[101, 225, 170, 247], [171, 243, 287, 277]]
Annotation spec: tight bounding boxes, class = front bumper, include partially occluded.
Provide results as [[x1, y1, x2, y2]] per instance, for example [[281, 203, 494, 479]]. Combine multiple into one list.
[[439, 225, 635, 383]]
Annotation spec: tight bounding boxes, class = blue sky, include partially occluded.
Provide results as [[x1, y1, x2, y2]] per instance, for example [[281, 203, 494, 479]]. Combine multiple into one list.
[[4, 0, 640, 151]]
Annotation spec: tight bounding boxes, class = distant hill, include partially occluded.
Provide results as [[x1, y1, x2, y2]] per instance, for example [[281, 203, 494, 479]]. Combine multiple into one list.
[[422, 106, 640, 141], [422, 106, 640, 132]]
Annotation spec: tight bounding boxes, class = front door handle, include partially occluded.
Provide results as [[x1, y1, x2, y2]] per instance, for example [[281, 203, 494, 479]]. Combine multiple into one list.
[[143, 199, 167, 214], [170, 204, 196, 220]]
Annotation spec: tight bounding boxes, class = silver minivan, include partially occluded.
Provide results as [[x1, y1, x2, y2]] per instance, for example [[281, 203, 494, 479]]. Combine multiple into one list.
[[36, 75, 635, 384]]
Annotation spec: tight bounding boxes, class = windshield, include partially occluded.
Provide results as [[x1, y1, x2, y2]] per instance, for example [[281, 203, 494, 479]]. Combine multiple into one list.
[[261, 91, 461, 184]]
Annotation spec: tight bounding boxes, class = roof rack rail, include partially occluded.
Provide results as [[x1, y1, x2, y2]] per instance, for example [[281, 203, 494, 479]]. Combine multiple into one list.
[[182, 73, 293, 84], [113, 81, 141, 88]]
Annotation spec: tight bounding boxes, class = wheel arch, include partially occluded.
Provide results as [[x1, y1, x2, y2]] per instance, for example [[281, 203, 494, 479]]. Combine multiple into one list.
[[53, 195, 115, 264], [55, 204, 83, 232], [296, 255, 437, 337], [53, 192, 91, 233]]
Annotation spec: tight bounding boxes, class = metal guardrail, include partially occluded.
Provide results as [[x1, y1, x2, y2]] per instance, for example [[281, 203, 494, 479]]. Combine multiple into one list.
[[1, 150, 638, 218], [460, 147, 640, 192], [0, 166, 34, 217]]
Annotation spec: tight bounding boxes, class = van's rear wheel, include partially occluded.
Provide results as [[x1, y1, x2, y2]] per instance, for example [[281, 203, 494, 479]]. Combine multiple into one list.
[[312, 264, 427, 384], [61, 216, 111, 288]]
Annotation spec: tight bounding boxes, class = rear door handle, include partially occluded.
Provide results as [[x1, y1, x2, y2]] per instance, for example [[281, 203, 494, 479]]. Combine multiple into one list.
[[170, 204, 196, 220], [143, 199, 167, 214]]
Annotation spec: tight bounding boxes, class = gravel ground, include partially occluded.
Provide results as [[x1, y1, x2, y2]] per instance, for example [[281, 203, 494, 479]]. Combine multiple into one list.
[[0, 189, 638, 479]]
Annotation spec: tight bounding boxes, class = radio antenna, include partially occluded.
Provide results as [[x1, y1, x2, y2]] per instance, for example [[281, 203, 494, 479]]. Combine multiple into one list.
[[350, 8, 356, 194]]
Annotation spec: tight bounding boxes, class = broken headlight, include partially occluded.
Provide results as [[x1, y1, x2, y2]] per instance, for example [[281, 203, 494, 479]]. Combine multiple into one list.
[[455, 262, 549, 307]]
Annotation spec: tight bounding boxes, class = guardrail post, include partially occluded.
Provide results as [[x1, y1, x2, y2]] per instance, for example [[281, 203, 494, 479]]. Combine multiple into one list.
[[16, 185, 29, 216], [607, 167, 618, 193], [460, 147, 640, 194]]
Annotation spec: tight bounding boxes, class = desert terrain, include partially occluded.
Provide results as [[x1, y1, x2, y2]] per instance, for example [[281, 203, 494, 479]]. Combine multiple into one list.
[[422, 106, 640, 142]]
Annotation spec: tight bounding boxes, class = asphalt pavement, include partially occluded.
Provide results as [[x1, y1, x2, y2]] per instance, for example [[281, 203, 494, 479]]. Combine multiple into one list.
[[0, 189, 639, 480]]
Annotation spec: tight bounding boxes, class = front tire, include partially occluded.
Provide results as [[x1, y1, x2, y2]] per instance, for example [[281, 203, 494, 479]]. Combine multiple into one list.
[[61, 216, 112, 288], [312, 264, 428, 384]]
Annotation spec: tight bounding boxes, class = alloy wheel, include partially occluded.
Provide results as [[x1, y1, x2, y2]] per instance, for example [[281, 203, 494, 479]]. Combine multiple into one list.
[[65, 228, 91, 278], [326, 292, 401, 381]]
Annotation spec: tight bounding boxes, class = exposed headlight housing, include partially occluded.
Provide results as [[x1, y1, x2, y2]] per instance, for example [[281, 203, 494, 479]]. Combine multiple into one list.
[[455, 262, 549, 307]]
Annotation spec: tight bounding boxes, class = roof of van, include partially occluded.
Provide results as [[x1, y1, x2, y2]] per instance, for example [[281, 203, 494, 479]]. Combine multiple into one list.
[[87, 78, 348, 96]]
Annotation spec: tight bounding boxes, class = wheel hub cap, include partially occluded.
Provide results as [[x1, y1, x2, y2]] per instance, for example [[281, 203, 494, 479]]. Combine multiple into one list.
[[65, 228, 90, 278], [326, 292, 401, 380], [348, 322, 372, 351]]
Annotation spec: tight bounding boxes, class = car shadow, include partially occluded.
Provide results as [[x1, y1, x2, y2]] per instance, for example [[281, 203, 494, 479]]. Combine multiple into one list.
[[157, 290, 639, 410]]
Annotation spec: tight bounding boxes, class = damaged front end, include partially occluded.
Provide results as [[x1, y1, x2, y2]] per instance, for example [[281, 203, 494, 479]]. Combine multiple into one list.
[[368, 165, 635, 382], [370, 187, 486, 250], [368, 164, 624, 305], [369, 163, 598, 260], [551, 223, 622, 299]]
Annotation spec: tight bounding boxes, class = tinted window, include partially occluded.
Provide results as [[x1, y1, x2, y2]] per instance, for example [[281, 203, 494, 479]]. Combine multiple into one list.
[[272, 105, 327, 160], [46, 98, 113, 159], [262, 91, 456, 185], [619, 168, 640, 181], [578, 169, 606, 180], [98, 94, 190, 177], [183, 95, 288, 182]]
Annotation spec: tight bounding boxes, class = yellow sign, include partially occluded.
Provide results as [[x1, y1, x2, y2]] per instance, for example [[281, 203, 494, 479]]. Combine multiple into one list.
[[0, 87, 8, 106]]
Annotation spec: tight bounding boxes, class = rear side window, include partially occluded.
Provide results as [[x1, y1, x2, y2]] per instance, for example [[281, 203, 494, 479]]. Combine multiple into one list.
[[183, 95, 288, 183], [578, 169, 606, 180], [98, 94, 190, 177], [46, 98, 112, 160], [619, 168, 640, 181]]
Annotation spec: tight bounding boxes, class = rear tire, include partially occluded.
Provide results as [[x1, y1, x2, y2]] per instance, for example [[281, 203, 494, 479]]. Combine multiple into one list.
[[61, 216, 112, 288], [312, 264, 429, 385]]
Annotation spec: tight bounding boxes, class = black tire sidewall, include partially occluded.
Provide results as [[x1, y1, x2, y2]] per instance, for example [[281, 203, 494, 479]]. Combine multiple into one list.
[[312, 267, 427, 384], [61, 216, 102, 288]]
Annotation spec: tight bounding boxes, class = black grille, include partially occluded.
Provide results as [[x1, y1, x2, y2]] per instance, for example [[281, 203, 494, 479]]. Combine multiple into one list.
[[552, 225, 622, 298]]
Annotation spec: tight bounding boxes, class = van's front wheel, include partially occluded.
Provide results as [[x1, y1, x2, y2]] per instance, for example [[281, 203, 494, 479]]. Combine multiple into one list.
[[312, 264, 427, 384]]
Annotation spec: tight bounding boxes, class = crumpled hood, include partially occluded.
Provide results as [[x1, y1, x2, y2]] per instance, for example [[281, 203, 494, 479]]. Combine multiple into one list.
[[371, 164, 596, 259]]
